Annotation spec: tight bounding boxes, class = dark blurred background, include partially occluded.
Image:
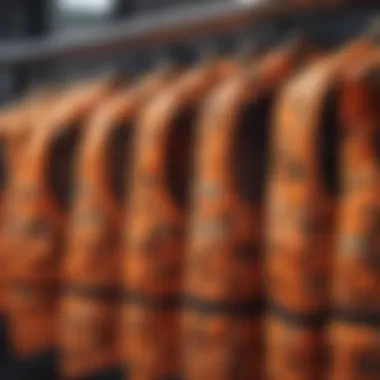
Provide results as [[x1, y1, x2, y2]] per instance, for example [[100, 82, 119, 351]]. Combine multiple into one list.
[[0, 0, 379, 104], [0, 0, 227, 103]]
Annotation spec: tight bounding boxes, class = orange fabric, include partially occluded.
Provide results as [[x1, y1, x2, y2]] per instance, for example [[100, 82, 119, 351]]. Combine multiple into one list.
[[328, 54, 380, 380], [6, 76, 119, 358], [122, 58, 240, 380], [183, 41, 307, 380], [1, 38, 379, 379], [60, 68, 178, 379], [0, 89, 61, 314], [265, 42, 374, 380]]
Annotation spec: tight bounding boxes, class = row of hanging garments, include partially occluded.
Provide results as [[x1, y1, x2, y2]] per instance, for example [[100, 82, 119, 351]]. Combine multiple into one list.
[[0, 30, 379, 380]]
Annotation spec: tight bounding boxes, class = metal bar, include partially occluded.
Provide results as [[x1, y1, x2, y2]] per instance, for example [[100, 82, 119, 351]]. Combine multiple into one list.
[[0, 0, 366, 68]]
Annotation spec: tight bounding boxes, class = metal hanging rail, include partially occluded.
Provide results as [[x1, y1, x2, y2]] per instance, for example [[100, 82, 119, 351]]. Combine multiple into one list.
[[0, 0, 370, 68]]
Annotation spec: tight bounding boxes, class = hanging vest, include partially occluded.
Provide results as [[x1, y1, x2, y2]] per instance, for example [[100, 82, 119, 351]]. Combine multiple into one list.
[[328, 52, 380, 380], [122, 58, 239, 380], [182, 40, 306, 380], [265, 41, 373, 380], [0, 103, 20, 316], [60, 67, 177, 379], [6, 76, 119, 359], [0, 89, 60, 316]]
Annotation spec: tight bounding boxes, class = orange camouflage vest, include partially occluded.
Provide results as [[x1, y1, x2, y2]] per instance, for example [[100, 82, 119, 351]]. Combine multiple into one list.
[[182, 40, 307, 380], [5, 76, 119, 359], [122, 57, 239, 380], [60, 67, 178, 379], [0, 89, 61, 315], [265, 41, 374, 380], [328, 51, 380, 380]]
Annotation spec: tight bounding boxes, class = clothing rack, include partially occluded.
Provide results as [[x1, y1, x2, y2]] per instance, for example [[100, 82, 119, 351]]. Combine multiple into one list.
[[1, 3, 380, 380], [0, 0, 373, 69]]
